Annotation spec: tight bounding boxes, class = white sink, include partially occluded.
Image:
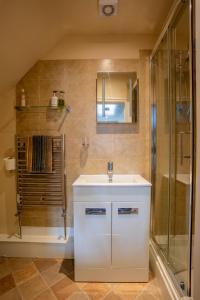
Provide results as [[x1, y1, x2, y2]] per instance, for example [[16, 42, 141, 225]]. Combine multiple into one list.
[[73, 174, 151, 187]]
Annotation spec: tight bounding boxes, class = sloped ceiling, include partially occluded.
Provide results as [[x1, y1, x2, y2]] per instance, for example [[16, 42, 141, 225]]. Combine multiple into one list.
[[0, 0, 69, 92], [0, 0, 173, 93]]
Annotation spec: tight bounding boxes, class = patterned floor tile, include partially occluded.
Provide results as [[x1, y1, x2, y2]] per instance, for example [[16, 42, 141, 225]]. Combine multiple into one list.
[[81, 283, 111, 300], [0, 258, 162, 300], [114, 283, 146, 293], [67, 291, 90, 300], [113, 292, 141, 300], [76, 282, 88, 289], [32, 288, 56, 300], [51, 277, 80, 300], [41, 263, 67, 287], [0, 258, 11, 280], [66, 272, 75, 281], [138, 279, 162, 300], [34, 259, 58, 273], [0, 274, 16, 296], [0, 258, 6, 264], [18, 275, 47, 300], [103, 292, 122, 300], [136, 291, 161, 300], [8, 258, 33, 272], [113, 283, 146, 300], [13, 262, 38, 285], [0, 287, 22, 300]]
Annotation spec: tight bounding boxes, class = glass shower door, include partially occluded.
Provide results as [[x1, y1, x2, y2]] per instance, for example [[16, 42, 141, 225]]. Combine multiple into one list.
[[151, 1, 193, 296], [168, 4, 192, 294], [151, 33, 170, 255]]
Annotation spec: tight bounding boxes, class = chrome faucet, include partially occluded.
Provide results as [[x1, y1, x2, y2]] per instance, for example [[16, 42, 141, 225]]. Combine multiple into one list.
[[107, 161, 113, 182]]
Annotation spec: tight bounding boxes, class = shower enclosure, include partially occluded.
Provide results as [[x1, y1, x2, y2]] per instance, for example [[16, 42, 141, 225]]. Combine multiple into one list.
[[151, 0, 194, 297]]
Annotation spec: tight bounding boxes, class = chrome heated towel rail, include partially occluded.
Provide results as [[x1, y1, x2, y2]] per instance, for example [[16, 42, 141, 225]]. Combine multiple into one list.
[[15, 134, 67, 239]]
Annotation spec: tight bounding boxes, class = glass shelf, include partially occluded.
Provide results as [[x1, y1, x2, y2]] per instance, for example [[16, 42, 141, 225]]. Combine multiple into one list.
[[15, 105, 71, 131], [15, 105, 67, 112]]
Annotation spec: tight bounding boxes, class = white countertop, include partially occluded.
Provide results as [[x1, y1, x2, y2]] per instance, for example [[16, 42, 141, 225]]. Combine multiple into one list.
[[72, 174, 151, 187]]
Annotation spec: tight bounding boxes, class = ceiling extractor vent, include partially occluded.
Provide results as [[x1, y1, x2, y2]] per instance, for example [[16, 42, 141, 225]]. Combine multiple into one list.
[[98, 0, 118, 17]]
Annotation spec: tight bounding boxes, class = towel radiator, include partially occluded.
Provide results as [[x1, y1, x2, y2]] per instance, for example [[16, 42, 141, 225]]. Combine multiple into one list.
[[15, 135, 67, 239]]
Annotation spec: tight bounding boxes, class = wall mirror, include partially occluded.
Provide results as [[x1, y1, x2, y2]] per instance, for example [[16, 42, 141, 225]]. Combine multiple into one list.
[[96, 72, 139, 124]]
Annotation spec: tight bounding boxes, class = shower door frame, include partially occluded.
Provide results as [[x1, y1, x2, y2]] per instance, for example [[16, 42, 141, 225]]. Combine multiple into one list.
[[150, 0, 195, 297]]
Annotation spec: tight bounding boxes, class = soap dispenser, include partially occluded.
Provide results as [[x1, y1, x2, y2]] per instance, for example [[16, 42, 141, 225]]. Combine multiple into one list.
[[58, 91, 65, 108], [50, 91, 58, 107]]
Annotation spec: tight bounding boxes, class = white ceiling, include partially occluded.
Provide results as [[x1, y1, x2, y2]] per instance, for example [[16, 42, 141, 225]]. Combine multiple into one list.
[[0, 0, 174, 93]]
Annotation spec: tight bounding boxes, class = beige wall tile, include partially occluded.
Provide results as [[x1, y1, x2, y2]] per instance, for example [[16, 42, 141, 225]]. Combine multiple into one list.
[[16, 57, 151, 228], [39, 79, 66, 105], [39, 61, 65, 81], [16, 79, 39, 106]]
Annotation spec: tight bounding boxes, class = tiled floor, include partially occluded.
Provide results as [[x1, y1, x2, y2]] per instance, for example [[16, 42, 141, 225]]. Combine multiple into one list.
[[0, 257, 162, 299]]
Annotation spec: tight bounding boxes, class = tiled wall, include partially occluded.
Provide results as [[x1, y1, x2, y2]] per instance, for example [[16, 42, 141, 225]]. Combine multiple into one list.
[[16, 53, 150, 227]]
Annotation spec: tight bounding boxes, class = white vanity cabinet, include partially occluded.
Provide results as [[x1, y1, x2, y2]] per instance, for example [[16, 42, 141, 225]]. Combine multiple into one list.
[[73, 175, 151, 282], [74, 202, 111, 269], [112, 201, 149, 269]]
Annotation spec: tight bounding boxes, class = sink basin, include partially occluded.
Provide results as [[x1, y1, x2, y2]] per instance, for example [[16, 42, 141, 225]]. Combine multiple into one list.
[[72, 174, 151, 187]]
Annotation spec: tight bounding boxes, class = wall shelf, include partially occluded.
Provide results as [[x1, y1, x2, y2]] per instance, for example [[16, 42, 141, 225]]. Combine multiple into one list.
[[15, 105, 72, 131], [15, 105, 69, 112]]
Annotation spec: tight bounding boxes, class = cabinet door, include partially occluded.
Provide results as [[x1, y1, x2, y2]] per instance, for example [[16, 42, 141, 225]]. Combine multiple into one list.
[[112, 201, 149, 268], [74, 202, 111, 268]]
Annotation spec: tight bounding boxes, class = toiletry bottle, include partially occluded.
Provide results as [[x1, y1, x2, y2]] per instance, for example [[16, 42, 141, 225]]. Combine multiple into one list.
[[21, 89, 26, 107], [50, 91, 58, 107], [58, 91, 65, 108]]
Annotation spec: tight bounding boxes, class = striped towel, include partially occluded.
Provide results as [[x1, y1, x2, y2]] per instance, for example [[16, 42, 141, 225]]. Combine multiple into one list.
[[26, 136, 52, 173]]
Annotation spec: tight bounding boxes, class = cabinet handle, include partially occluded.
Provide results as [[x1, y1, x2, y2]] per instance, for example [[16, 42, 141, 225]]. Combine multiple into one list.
[[118, 208, 139, 215], [85, 208, 106, 215]]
